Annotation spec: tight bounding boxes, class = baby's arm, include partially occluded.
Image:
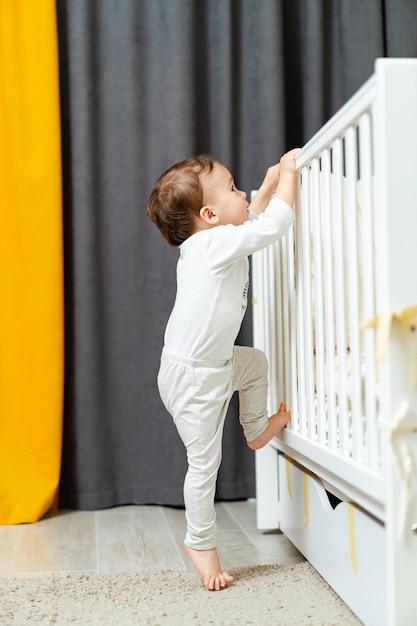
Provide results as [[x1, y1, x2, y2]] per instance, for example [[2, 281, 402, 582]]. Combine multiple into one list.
[[249, 149, 299, 216], [275, 149, 299, 208]]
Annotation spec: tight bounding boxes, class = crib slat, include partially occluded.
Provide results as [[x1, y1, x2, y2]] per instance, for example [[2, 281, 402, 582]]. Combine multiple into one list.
[[267, 243, 278, 412], [311, 158, 326, 444], [345, 126, 363, 461], [358, 112, 379, 469], [331, 138, 350, 456], [371, 99, 384, 466], [297, 167, 316, 438], [321, 149, 337, 449], [280, 238, 290, 410], [274, 241, 284, 410], [296, 174, 307, 436], [259, 250, 271, 414], [287, 224, 298, 430]]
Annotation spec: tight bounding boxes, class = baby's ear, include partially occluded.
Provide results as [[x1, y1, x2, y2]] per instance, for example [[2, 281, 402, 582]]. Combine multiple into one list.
[[199, 205, 219, 225]]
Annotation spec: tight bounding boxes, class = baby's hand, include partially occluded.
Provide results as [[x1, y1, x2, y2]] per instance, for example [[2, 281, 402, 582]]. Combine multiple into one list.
[[261, 162, 281, 192], [273, 148, 300, 207], [251, 150, 300, 216], [279, 148, 300, 175]]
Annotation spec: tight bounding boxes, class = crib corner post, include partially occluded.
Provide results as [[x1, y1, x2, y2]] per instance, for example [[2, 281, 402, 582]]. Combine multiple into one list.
[[375, 57, 417, 626]]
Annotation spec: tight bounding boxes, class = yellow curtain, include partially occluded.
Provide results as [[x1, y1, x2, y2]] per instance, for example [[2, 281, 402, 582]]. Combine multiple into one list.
[[0, 1, 63, 523]]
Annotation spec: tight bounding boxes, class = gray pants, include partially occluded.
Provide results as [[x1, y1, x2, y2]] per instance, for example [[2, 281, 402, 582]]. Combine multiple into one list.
[[157, 345, 269, 550]]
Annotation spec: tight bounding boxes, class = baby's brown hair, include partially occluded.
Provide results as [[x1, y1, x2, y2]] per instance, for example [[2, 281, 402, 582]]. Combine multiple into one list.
[[146, 154, 219, 246]]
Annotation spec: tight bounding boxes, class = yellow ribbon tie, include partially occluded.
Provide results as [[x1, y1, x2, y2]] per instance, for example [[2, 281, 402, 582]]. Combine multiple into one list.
[[361, 305, 417, 386], [347, 504, 357, 576], [379, 400, 417, 538]]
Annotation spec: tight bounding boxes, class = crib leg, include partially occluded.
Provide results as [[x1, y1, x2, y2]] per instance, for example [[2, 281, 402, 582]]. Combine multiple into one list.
[[255, 446, 280, 530]]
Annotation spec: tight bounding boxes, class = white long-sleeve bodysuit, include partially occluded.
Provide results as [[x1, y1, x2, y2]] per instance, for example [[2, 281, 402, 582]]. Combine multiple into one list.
[[157, 197, 295, 550], [164, 197, 295, 361]]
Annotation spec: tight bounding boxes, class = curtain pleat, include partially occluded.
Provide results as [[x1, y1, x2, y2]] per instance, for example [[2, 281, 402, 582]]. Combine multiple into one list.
[[0, 1, 63, 524]]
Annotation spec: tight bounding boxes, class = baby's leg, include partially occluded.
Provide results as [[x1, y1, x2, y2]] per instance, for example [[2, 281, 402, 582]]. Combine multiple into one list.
[[163, 358, 235, 589], [182, 460, 234, 590], [184, 545, 234, 590], [231, 346, 290, 451]]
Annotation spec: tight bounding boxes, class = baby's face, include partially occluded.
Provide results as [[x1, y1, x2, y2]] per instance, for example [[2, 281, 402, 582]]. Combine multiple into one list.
[[202, 163, 249, 226]]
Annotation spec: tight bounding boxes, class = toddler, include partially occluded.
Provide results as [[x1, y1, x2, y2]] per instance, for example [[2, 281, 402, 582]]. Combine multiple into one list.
[[147, 149, 299, 590]]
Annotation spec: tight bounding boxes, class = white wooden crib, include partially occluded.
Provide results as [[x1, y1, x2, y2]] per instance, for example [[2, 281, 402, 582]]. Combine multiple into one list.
[[252, 59, 417, 626]]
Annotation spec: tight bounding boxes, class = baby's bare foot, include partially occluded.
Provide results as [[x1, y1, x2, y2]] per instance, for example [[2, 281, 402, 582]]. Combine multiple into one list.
[[184, 545, 234, 590], [247, 401, 291, 450]]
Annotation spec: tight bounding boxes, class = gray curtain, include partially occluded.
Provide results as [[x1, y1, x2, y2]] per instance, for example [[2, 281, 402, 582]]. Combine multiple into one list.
[[57, 0, 417, 510]]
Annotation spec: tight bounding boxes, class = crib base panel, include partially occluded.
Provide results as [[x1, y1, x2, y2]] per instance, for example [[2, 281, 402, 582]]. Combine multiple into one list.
[[279, 454, 386, 626]]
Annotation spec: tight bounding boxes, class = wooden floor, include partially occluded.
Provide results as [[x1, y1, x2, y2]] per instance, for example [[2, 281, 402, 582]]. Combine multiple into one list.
[[0, 500, 304, 578]]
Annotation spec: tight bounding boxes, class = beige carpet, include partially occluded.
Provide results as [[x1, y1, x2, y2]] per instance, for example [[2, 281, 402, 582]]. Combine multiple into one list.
[[1, 562, 362, 625]]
